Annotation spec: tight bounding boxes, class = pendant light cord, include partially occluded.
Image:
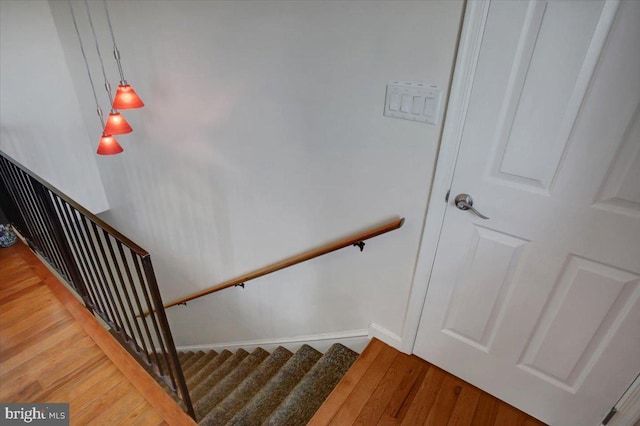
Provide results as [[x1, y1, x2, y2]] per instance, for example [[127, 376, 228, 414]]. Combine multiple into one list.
[[84, 0, 115, 110], [69, 0, 105, 128], [103, 0, 126, 83]]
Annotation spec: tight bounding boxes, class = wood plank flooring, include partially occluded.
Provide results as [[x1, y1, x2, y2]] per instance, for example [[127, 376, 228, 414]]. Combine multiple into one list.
[[310, 338, 547, 426], [0, 241, 189, 425], [2, 239, 547, 426]]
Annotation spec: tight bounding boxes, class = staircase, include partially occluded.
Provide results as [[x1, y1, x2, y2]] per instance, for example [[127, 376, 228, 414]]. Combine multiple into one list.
[[172, 343, 358, 425]]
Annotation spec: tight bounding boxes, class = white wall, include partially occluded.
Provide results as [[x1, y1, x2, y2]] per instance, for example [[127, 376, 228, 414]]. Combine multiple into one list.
[[0, 0, 109, 214], [46, 0, 463, 347]]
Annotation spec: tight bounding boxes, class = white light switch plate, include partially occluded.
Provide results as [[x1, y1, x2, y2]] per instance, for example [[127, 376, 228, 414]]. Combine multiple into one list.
[[384, 81, 442, 125]]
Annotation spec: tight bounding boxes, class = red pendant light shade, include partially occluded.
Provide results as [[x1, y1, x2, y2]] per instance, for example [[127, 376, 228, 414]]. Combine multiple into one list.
[[103, 112, 132, 135], [112, 84, 144, 109], [97, 134, 124, 155]]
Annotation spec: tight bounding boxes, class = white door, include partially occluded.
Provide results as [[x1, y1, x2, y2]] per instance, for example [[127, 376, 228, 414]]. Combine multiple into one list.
[[413, 1, 640, 425]]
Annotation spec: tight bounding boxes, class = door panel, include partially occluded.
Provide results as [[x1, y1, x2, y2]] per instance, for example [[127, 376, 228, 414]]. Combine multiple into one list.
[[519, 256, 639, 392], [443, 225, 527, 352], [414, 1, 640, 424], [594, 108, 640, 218], [489, 0, 603, 192]]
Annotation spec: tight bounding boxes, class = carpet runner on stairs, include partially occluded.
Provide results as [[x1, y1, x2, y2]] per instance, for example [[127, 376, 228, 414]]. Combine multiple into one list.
[[175, 343, 359, 425]]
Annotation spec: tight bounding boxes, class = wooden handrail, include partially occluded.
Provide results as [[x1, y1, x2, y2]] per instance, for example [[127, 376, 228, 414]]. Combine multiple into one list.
[[157, 217, 405, 313]]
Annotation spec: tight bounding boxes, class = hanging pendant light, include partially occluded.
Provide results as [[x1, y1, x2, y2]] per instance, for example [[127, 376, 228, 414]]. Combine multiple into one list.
[[85, 0, 133, 135], [104, 0, 144, 110], [70, 0, 123, 155], [103, 111, 132, 134], [112, 84, 144, 109], [97, 134, 124, 155]]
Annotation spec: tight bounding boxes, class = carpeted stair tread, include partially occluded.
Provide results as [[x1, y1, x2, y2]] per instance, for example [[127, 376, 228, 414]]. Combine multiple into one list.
[[182, 350, 206, 371], [191, 349, 250, 402], [184, 350, 218, 380], [263, 343, 358, 426], [227, 344, 322, 426], [179, 351, 196, 362], [178, 352, 196, 370], [199, 346, 293, 426], [188, 350, 233, 390], [195, 348, 271, 420]]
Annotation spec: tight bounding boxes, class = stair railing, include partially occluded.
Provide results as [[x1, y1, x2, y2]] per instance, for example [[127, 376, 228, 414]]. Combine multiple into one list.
[[153, 216, 405, 314], [0, 150, 195, 419]]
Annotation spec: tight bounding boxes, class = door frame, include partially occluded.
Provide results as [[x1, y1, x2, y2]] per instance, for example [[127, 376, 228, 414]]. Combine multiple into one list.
[[401, 0, 490, 353]]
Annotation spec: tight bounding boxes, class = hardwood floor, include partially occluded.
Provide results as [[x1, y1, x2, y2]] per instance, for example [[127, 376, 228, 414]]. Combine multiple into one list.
[[310, 338, 546, 426], [2, 239, 546, 426], [0, 242, 192, 425]]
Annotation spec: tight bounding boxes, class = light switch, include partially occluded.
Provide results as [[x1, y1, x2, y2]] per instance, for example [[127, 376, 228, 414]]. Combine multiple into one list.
[[400, 95, 412, 113], [389, 93, 400, 111], [424, 96, 436, 116], [412, 96, 423, 115], [384, 81, 442, 124]]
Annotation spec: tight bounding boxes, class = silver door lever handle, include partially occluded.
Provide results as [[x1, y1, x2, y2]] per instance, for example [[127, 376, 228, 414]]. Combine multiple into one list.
[[454, 194, 489, 219]]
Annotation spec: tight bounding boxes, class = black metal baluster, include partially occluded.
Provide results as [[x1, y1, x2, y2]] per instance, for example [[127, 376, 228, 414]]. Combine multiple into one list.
[[3, 161, 50, 253], [80, 216, 126, 335], [16, 171, 67, 276], [63, 203, 115, 321], [103, 230, 145, 353], [131, 252, 169, 378], [62, 210, 122, 332], [52, 195, 104, 314], [78, 215, 127, 334], [3, 163, 42, 249], [73, 211, 122, 332], [0, 162, 33, 243], [0, 161, 31, 241], [116, 244, 155, 365], [142, 256, 195, 418], [11, 166, 69, 280], [32, 184, 92, 308], [91, 221, 134, 343], [5, 164, 51, 259], [32, 186, 77, 282], [19, 173, 71, 280]]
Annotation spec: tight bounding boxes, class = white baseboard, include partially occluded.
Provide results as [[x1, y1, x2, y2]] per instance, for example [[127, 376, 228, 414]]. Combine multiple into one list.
[[368, 323, 404, 352], [176, 329, 371, 355]]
